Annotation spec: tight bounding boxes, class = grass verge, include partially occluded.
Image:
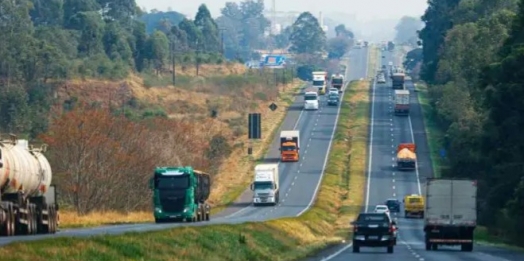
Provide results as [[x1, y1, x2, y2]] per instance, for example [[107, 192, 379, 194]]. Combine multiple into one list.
[[57, 80, 304, 229], [0, 80, 371, 261], [414, 82, 447, 178]]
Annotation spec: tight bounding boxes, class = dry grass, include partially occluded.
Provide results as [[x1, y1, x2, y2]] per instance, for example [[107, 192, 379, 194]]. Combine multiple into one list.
[[59, 211, 153, 228], [56, 74, 304, 228], [0, 74, 374, 260], [172, 62, 247, 76], [208, 83, 301, 210]]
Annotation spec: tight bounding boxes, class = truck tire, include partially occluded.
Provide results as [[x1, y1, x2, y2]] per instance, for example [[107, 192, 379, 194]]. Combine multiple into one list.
[[461, 243, 473, 252], [404, 211, 408, 218], [432, 244, 438, 250], [387, 246, 394, 253], [425, 242, 431, 250], [205, 212, 210, 221], [352, 244, 360, 253]]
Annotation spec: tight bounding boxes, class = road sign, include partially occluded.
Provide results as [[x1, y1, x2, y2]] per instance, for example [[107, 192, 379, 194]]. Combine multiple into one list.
[[269, 103, 278, 111], [263, 55, 285, 67], [248, 113, 261, 139]]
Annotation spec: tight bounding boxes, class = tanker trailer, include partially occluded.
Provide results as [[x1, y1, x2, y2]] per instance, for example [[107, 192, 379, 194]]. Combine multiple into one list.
[[0, 134, 58, 236]]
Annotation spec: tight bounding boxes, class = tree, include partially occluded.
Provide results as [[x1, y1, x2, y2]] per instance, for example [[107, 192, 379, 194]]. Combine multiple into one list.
[[194, 4, 220, 52], [394, 16, 424, 46], [289, 12, 326, 54], [216, 0, 270, 59], [334, 24, 354, 38], [327, 37, 351, 59]]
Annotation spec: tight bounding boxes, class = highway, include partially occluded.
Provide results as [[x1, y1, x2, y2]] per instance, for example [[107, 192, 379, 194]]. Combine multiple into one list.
[[306, 49, 524, 261], [0, 47, 371, 246]]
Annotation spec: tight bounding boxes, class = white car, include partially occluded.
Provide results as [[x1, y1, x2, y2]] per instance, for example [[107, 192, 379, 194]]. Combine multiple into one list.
[[374, 205, 390, 217], [328, 88, 339, 95]]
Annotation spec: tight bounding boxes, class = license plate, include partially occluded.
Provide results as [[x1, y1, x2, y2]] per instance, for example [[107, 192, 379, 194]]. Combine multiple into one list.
[[261, 199, 267, 202], [368, 236, 379, 240]]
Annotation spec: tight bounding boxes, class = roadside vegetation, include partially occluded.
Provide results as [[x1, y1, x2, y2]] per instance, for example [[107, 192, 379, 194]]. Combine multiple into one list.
[[408, 0, 524, 247], [0, 74, 372, 260]]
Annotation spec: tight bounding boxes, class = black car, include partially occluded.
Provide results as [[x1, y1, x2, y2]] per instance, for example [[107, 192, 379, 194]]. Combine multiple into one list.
[[385, 198, 401, 213], [351, 213, 397, 253], [327, 93, 339, 106]]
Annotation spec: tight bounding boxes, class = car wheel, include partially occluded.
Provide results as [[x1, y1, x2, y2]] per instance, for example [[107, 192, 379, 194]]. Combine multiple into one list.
[[352, 244, 360, 253], [387, 246, 394, 253]]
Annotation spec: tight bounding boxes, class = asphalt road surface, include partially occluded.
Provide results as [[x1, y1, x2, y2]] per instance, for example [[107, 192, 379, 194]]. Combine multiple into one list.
[[0, 48, 371, 246], [305, 49, 524, 261]]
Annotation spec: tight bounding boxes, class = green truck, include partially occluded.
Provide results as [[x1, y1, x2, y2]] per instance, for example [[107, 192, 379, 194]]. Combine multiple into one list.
[[149, 166, 211, 223]]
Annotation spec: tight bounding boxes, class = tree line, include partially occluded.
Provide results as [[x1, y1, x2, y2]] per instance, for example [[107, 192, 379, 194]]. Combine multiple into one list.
[[418, 0, 524, 245]]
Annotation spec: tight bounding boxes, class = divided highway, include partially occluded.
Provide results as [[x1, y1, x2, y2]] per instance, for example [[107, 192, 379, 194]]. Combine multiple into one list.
[[309, 49, 524, 261], [0, 48, 371, 246]]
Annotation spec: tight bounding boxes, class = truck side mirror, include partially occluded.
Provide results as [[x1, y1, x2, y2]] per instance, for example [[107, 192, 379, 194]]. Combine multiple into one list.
[[148, 178, 154, 189], [350, 221, 356, 225], [250, 183, 254, 191]]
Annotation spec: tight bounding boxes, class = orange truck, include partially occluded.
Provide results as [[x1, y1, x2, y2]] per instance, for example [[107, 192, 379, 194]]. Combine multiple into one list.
[[279, 130, 300, 162], [396, 143, 416, 170]]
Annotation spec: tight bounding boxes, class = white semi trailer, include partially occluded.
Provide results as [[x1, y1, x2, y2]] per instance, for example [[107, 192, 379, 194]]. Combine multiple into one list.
[[0, 134, 59, 236]]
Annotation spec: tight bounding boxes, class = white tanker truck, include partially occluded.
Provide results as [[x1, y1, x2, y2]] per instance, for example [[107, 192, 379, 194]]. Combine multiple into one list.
[[0, 134, 58, 236]]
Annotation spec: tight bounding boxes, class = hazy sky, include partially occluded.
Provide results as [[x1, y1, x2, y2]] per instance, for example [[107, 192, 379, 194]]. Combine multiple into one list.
[[135, 0, 428, 22]]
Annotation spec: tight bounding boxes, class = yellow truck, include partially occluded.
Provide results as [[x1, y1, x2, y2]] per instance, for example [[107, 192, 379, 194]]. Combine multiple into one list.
[[403, 194, 425, 218], [396, 143, 416, 170]]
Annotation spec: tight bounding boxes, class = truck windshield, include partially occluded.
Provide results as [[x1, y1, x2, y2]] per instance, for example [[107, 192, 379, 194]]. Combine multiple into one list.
[[156, 176, 190, 190], [312, 80, 324, 86], [332, 79, 343, 84], [304, 95, 318, 101], [282, 145, 296, 151], [253, 181, 273, 190]]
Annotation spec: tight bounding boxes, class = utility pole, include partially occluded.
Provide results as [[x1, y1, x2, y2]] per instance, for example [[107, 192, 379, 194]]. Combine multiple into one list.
[[170, 38, 176, 85], [195, 39, 200, 76], [219, 28, 226, 55]]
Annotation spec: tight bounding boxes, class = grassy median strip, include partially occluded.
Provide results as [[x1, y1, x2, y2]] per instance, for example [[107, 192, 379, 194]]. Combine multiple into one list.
[[414, 83, 447, 177], [0, 80, 371, 260]]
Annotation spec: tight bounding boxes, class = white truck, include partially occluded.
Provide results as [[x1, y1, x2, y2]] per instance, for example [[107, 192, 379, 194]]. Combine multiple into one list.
[[312, 71, 327, 94], [250, 164, 279, 206], [394, 90, 410, 115], [424, 179, 477, 252], [304, 87, 319, 110]]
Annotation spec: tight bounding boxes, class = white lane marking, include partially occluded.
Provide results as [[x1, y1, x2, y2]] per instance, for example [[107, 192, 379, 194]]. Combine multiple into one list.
[[408, 116, 422, 194], [320, 243, 353, 260], [364, 80, 377, 213], [224, 85, 307, 219], [296, 84, 347, 217]]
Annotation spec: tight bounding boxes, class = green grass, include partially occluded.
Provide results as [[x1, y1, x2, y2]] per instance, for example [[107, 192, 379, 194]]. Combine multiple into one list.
[[414, 83, 448, 177], [0, 79, 372, 261]]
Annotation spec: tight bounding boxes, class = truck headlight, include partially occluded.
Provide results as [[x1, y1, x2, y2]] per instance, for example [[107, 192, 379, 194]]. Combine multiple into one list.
[[155, 207, 162, 213], [183, 208, 189, 213]]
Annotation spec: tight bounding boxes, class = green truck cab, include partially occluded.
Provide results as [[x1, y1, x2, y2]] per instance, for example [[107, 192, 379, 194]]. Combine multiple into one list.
[[149, 166, 211, 223]]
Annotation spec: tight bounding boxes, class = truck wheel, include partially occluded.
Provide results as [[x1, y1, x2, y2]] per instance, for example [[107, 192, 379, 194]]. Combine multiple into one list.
[[425, 242, 431, 251], [432, 244, 438, 250], [352, 244, 360, 253], [387, 246, 394, 253], [205, 212, 210, 221], [404, 211, 408, 218]]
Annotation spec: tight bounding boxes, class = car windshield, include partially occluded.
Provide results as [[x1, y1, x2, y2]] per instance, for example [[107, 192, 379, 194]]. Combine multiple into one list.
[[387, 200, 399, 205], [332, 79, 343, 84], [329, 94, 338, 99], [282, 145, 296, 151], [376, 206, 388, 211]]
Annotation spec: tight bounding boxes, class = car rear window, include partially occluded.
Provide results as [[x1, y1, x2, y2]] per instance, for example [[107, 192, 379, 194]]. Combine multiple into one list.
[[358, 214, 387, 222]]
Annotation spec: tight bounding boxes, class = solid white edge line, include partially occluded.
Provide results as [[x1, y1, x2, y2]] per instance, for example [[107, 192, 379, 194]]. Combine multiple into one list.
[[408, 111, 422, 195], [224, 84, 306, 219], [323, 47, 375, 260], [296, 63, 351, 217], [365, 51, 375, 213]]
